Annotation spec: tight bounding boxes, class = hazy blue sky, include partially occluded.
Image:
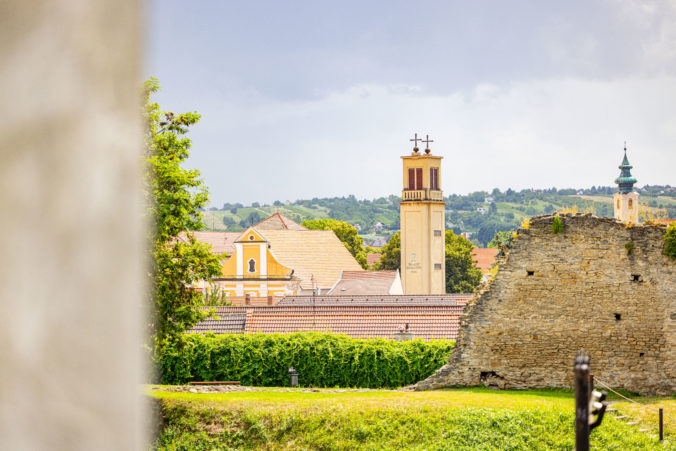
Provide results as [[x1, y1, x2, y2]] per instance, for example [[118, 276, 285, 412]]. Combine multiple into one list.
[[147, 1, 675, 206]]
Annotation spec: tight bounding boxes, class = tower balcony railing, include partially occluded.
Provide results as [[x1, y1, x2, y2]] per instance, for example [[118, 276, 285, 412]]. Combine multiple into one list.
[[402, 189, 443, 202]]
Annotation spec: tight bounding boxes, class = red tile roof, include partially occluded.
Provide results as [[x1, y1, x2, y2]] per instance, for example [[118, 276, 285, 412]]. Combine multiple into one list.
[[177, 231, 240, 255], [253, 212, 308, 231], [328, 270, 398, 295], [471, 248, 499, 272], [367, 253, 382, 267], [188, 304, 463, 340], [278, 294, 471, 306]]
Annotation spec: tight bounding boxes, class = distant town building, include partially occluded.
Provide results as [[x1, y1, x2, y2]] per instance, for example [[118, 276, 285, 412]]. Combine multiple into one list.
[[476, 207, 487, 214], [373, 222, 385, 231], [400, 136, 445, 294], [613, 144, 639, 225], [484, 196, 494, 203]]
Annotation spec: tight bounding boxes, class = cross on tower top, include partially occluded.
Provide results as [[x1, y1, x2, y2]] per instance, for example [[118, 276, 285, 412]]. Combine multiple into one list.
[[410, 133, 421, 152], [422, 134, 434, 154]]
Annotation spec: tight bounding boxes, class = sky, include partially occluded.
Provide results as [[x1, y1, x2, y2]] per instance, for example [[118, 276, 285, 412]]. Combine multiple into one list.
[[147, 0, 676, 207]]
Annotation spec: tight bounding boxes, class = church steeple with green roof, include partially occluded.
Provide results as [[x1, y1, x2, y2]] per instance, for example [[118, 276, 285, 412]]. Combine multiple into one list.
[[614, 143, 637, 194]]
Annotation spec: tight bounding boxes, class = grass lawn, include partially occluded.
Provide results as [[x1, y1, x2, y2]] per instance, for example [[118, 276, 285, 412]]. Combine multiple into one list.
[[148, 387, 675, 450]]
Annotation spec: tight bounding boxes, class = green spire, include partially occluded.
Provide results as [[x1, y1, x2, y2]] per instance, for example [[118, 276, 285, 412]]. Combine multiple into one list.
[[614, 143, 637, 194]]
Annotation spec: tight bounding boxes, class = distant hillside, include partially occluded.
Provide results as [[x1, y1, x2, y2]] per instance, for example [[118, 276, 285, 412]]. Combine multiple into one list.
[[202, 185, 676, 247]]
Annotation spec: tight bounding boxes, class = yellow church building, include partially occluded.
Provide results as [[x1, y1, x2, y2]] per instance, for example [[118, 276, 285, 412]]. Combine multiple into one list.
[[186, 213, 364, 297]]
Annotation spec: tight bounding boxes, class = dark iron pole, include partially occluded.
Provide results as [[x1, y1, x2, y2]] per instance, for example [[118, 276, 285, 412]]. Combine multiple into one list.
[[659, 408, 664, 442], [574, 352, 591, 451]]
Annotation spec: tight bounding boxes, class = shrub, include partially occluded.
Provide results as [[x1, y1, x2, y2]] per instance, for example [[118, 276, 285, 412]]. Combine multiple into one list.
[[156, 332, 454, 388], [625, 241, 634, 256], [551, 215, 563, 234], [520, 218, 530, 229], [665, 223, 676, 259]]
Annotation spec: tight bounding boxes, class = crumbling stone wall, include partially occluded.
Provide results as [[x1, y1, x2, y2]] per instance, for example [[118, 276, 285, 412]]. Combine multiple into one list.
[[413, 214, 675, 395]]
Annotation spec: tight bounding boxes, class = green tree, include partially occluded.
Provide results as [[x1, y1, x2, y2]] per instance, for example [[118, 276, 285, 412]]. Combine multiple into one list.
[[302, 218, 368, 268], [477, 221, 512, 247], [145, 78, 221, 344], [665, 222, 676, 259], [488, 230, 515, 256], [373, 232, 400, 271], [445, 230, 482, 293]]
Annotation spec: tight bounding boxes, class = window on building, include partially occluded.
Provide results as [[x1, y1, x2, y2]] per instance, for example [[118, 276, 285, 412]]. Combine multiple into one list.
[[430, 168, 439, 190], [407, 168, 424, 190], [616, 199, 620, 209], [248, 258, 256, 272], [434, 230, 442, 236], [434, 263, 442, 270], [628, 199, 633, 209]]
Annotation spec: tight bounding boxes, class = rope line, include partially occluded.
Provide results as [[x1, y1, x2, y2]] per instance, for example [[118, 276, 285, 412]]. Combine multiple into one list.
[[594, 377, 676, 423]]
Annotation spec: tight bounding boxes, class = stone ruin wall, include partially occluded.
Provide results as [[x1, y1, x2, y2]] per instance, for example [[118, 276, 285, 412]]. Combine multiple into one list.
[[414, 214, 675, 395]]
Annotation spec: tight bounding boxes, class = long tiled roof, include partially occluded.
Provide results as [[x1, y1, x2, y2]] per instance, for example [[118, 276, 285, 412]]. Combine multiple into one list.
[[177, 231, 240, 255], [253, 213, 308, 231], [278, 294, 472, 306], [262, 230, 363, 289], [188, 304, 463, 340], [328, 270, 397, 295], [190, 313, 246, 334]]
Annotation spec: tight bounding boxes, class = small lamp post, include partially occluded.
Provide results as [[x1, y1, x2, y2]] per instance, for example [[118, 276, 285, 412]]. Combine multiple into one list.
[[288, 367, 298, 388]]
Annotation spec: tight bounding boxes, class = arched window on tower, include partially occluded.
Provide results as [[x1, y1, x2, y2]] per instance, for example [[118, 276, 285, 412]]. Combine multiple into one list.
[[248, 258, 256, 273], [628, 199, 633, 209], [616, 199, 620, 209]]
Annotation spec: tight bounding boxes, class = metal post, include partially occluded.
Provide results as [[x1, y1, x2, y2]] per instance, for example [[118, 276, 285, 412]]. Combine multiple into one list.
[[589, 374, 594, 395], [574, 352, 590, 451], [288, 367, 298, 388], [659, 408, 663, 442]]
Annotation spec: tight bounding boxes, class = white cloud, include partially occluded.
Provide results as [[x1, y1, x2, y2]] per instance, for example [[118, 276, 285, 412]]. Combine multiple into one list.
[[194, 75, 675, 205]]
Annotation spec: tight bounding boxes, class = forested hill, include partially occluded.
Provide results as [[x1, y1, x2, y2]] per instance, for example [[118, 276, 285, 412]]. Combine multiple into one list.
[[202, 185, 676, 247]]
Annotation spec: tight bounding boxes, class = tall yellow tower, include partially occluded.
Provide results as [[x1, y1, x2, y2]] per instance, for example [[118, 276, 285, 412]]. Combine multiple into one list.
[[613, 144, 639, 225], [400, 134, 446, 294]]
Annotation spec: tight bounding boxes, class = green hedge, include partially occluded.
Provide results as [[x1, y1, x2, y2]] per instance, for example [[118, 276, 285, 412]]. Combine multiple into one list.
[[156, 332, 454, 388]]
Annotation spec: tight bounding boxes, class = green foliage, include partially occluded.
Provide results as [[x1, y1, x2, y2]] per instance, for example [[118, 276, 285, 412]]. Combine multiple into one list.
[[445, 230, 483, 293], [145, 78, 222, 344], [152, 388, 662, 450], [156, 332, 453, 388], [552, 215, 563, 234], [625, 241, 634, 256], [373, 232, 400, 271], [487, 230, 514, 254], [477, 221, 514, 247], [302, 218, 368, 268], [665, 222, 676, 259]]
